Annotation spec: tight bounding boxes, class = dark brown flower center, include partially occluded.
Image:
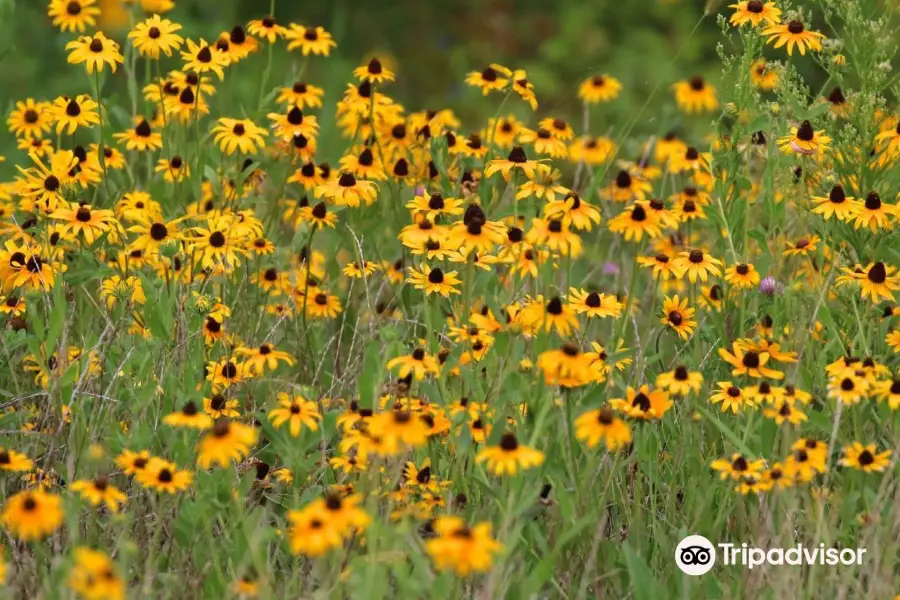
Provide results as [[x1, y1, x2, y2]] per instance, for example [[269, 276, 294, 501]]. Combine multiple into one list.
[[796, 120, 814, 142], [742, 352, 761, 369], [196, 46, 212, 63], [75, 206, 92, 222], [632, 393, 651, 411], [508, 146, 527, 163], [338, 172, 356, 187], [787, 20, 805, 34], [500, 433, 519, 451], [868, 262, 887, 284], [209, 231, 226, 247]]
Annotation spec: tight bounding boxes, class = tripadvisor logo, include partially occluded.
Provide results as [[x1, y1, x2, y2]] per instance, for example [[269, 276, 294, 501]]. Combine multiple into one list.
[[675, 535, 716, 576], [675, 535, 867, 575]]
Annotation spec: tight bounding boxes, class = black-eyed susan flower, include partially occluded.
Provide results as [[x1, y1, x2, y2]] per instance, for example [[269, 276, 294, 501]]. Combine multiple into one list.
[[181, 38, 228, 79], [517, 127, 567, 158], [129, 14, 183, 59], [840, 443, 891, 473], [852, 262, 900, 302], [406, 192, 464, 221], [656, 365, 704, 396], [50, 95, 100, 134], [315, 172, 378, 207], [784, 440, 827, 482], [811, 184, 855, 221], [728, 1, 781, 27], [711, 453, 765, 481], [484, 146, 539, 180], [782, 234, 821, 257], [526, 216, 583, 255], [211, 117, 267, 155], [354, 57, 395, 84], [71, 475, 127, 512], [202, 393, 240, 419], [303, 290, 343, 320], [285, 24, 337, 55], [724, 262, 761, 289], [425, 516, 503, 576], [668, 145, 711, 173], [297, 201, 337, 230], [673, 249, 722, 282], [569, 135, 616, 165], [609, 202, 663, 242], [387, 348, 440, 380], [8, 99, 52, 139], [277, 81, 325, 109], [518, 295, 580, 336], [510, 68, 538, 109], [574, 407, 632, 451], [660, 295, 696, 339], [777, 120, 830, 155], [163, 401, 213, 430], [407, 264, 462, 298], [568, 288, 622, 318], [67, 548, 125, 600], [545, 192, 601, 231], [465, 64, 511, 95], [135, 457, 193, 493], [114, 449, 151, 475], [537, 344, 595, 387], [269, 105, 319, 142], [247, 16, 286, 43], [476, 433, 544, 475], [578, 74, 622, 103], [673, 76, 718, 113], [369, 410, 430, 454], [196, 419, 257, 469], [447, 211, 507, 255], [48, 0, 100, 32], [0, 489, 63, 540], [850, 191, 897, 232], [750, 58, 779, 90], [113, 118, 163, 151], [0, 447, 33, 472], [154, 154, 190, 182], [51, 202, 117, 245], [826, 372, 869, 405], [873, 378, 900, 409], [762, 399, 808, 425], [516, 164, 569, 203], [268, 393, 322, 437], [66, 31, 123, 73], [762, 20, 825, 55], [610, 385, 673, 420], [718, 342, 784, 379]]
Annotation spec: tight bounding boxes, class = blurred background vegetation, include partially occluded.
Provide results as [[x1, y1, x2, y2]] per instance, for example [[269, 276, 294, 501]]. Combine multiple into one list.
[[0, 0, 730, 163]]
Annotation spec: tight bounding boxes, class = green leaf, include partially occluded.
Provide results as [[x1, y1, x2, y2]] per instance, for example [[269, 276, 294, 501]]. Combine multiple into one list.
[[623, 543, 666, 600]]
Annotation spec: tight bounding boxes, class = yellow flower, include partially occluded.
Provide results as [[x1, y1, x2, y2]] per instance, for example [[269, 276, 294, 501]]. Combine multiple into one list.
[[66, 32, 123, 73]]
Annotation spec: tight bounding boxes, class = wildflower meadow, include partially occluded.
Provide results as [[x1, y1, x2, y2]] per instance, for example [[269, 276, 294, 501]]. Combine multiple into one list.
[[3, 0, 900, 597]]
